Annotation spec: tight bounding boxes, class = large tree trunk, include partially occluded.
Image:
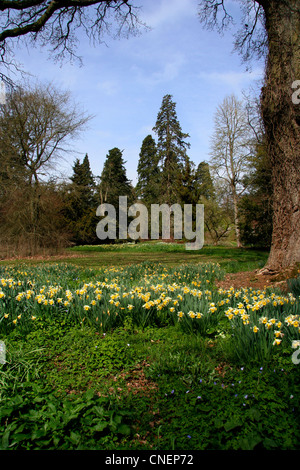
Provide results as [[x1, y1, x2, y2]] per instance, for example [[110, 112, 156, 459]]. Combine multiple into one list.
[[260, 0, 300, 272]]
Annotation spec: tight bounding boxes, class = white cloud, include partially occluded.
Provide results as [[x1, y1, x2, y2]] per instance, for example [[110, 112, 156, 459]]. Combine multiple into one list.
[[154, 55, 186, 82], [132, 52, 186, 87], [198, 68, 264, 90], [142, 0, 196, 28], [96, 79, 119, 96]]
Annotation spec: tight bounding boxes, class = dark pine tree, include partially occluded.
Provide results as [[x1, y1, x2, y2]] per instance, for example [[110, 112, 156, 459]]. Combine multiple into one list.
[[195, 161, 215, 201], [136, 135, 161, 206], [71, 154, 95, 203], [177, 156, 198, 205], [99, 147, 134, 207], [64, 154, 98, 245], [238, 139, 273, 248], [98, 148, 134, 242], [153, 94, 190, 205]]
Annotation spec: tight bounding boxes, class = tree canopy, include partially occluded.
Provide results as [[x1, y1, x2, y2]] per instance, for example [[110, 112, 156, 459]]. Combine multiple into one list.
[[99, 147, 134, 207], [64, 154, 98, 245]]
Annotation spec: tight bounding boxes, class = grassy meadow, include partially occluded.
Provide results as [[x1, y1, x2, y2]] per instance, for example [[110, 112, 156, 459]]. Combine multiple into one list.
[[34, 242, 269, 271], [0, 243, 299, 450]]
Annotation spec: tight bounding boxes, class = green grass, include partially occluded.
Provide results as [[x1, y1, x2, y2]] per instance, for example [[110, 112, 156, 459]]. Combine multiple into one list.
[[10, 243, 267, 272], [0, 242, 269, 273]]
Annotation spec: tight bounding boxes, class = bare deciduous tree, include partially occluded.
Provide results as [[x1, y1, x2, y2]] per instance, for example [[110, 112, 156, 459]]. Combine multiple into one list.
[[209, 94, 253, 248], [0, 82, 91, 185], [0, 81, 91, 255], [200, 195, 232, 245]]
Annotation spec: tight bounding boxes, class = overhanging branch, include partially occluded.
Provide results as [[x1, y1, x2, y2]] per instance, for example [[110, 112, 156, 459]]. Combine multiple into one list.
[[0, 0, 143, 82]]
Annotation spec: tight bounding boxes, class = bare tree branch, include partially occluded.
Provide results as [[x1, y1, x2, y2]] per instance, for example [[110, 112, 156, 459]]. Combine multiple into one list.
[[233, 1, 267, 63], [0, 0, 147, 82], [209, 94, 254, 247], [198, 0, 233, 33], [0, 0, 47, 11], [198, 0, 268, 63]]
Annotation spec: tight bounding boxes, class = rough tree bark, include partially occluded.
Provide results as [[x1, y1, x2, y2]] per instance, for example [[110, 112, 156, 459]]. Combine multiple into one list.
[[260, 0, 300, 272]]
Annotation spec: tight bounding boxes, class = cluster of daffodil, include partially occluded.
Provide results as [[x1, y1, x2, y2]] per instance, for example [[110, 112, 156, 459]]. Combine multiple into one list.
[[221, 286, 299, 361], [0, 264, 299, 361], [0, 262, 227, 335]]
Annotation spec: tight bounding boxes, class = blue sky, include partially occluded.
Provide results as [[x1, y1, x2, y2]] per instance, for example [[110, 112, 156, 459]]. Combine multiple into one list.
[[13, 0, 264, 185]]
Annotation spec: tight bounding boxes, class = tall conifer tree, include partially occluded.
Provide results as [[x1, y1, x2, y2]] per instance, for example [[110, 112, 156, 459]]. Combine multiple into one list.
[[99, 148, 133, 207], [98, 147, 134, 242], [70, 154, 95, 208], [64, 153, 97, 245], [195, 161, 215, 201], [153, 94, 190, 205], [238, 139, 273, 248], [177, 156, 197, 205], [136, 135, 160, 206]]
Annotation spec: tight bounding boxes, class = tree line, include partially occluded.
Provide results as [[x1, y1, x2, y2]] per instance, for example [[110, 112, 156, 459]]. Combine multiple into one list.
[[0, 0, 299, 272], [0, 83, 272, 257]]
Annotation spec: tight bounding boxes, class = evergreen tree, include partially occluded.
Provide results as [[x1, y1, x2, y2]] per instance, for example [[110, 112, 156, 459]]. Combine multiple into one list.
[[136, 135, 160, 206], [70, 154, 95, 207], [64, 154, 98, 245], [195, 161, 215, 201], [177, 156, 197, 205], [153, 94, 190, 205], [99, 147, 134, 241], [99, 148, 134, 207], [98, 148, 134, 242], [238, 139, 273, 248]]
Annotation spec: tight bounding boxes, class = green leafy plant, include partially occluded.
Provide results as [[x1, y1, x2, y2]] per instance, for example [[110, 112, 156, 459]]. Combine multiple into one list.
[[0, 388, 132, 450]]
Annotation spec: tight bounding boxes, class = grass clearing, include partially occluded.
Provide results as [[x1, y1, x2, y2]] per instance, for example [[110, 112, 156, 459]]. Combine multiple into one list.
[[69, 243, 270, 273], [0, 243, 269, 272]]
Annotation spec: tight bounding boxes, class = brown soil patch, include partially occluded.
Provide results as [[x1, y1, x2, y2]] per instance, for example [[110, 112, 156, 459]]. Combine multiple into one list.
[[99, 360, 158, 399], [123, 362, 158, 396], [216, 265, 300, 292]]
